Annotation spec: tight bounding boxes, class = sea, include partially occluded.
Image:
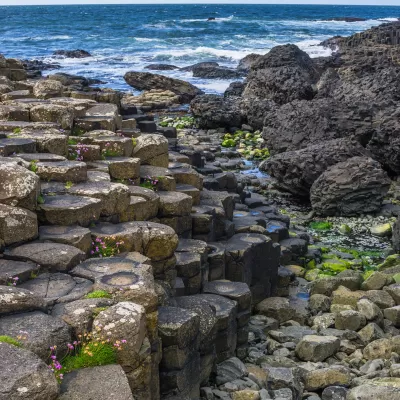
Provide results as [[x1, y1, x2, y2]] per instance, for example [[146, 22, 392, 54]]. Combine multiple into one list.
[[0, 4, 399, 94]]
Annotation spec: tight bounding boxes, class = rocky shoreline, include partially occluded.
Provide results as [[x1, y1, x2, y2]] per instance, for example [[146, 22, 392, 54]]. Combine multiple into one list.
[[0, 21, 400, 400]]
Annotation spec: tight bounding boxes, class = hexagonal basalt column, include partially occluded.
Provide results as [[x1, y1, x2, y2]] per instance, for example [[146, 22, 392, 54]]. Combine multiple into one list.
[[71, 255, 157, 312], [37, 194, 102, 227]]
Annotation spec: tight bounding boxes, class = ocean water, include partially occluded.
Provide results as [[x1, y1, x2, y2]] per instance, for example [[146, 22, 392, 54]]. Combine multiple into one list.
[[0, 4, 398, 94]]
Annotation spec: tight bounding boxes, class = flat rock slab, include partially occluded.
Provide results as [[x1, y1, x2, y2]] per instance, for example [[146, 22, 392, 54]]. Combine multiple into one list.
[[0, 310, 71, 360], [71, 255, 157, 311], [295, 335, 340, 362], [0, 285, 45, 316], [90, 221, 179, 262], [203, 280, 252, 312], [158, 191, 193, 217], [0, 342, 59, 400], [59, 365, 134, 400], [4, 242, 86, 272], [38, 225, 92, 253], [0, 137, 36, 156], [68, 181, 130, 216], [36, 161, 87, 182], [11, 152, 66, 162], [38, 194, 102, 227], [0, 259, 40, 285], [19, 272, 93, 306], [105, 157, 140, 180]]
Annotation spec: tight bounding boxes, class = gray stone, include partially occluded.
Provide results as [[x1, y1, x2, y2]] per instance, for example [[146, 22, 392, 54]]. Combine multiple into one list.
[[0, 286, 45, 315], [0, 342, 59, 400], [295, 335, 340, 362], [216, 357, 248, 385], [58, 365, 134, 400], [4, 242, 86, 272], [0, 311, 71, 360]]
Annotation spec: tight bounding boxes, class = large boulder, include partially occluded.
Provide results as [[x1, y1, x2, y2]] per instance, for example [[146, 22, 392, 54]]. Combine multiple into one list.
[[190, 94, 244, 129], [260, 138, 369, 197], [310, 156, 391, 216], [124, 71, 203, 103], [0, 342, 59, 400], [243, 44, 320, 105], [237, 53, 263, 74], [261, 98, 376, 153]]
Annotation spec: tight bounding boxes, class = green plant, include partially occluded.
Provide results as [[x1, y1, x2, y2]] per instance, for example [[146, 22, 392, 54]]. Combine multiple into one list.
[[85, 290, 112, 299], [309, 221, 333, 231], [71, 127, 86, 137], [65, 181, 74, 190], [13, 128, 21, 134], [0, 335, 21, 347], [92, 307, 108, 317], [37, 194, 45, 204], [29, 160, 39, 173], [131, 137, 137, 147], [48, 328, 127, 382]]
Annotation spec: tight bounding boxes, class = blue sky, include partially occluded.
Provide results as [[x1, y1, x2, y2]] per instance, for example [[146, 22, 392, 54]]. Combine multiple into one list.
[[0, 1, 399, 5]]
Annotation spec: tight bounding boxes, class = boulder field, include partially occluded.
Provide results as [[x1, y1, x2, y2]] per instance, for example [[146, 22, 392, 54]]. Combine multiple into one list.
[[0, 21, 400, 400]]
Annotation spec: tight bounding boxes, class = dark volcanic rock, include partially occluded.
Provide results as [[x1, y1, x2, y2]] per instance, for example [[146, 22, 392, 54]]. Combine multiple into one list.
[[53, 49, 92, 58], [190, 94, 244, 129], [327, 17, 367, 22], [181, 62, 220, 72], [144, 64, 179, 71], [224, 81, 245, 98], [310, 156, 391, 216], [192, 65, 242, 79], [243, 44, 320, 105], [366, 108, 400, 175], [124, 71, 203, 103], [394, 217, 400, 253], [260, 138, 370, 197], [261, 98, 376, 153], [237, 53, 263, 74]]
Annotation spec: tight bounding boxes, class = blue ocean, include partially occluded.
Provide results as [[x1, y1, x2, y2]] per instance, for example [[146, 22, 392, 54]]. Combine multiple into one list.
[[0, 4, 398, 93]]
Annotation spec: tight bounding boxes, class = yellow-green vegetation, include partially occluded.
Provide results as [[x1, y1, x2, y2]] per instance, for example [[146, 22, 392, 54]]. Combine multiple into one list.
[[68, 137, 80, 145], [0, 335, 21, 347], [221, 130, 270, 160], [92, 307, 109, 317], [65, 181, 74, 190], [159, 116, 196, 129], [321, 259, 353, 275], [85, 290, 112, 299], [29, 160, 38, 173], [309, 221, 333, 231], [13, 128, 21, 134], [378, 254, 400, 271], [61, 341, 116, 373], [37, 194, 45, 204], [71, 127, 86, 136]]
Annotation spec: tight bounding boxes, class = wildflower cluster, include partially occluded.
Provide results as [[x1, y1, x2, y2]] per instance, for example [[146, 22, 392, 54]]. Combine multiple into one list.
[[47, 327, 127, 382], [140, 176, 159, 191], [68, 143, 90, 161], [4, 274, 19, 286], [90, 236, 125, 258], [101, 142, 121, 158]]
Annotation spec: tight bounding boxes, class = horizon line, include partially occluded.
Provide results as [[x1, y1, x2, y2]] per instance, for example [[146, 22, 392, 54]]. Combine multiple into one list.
[[1, 2, 400, 6]]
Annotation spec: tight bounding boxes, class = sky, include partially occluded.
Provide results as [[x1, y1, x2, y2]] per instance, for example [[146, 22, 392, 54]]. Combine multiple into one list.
[[0, 0, 399, 5]]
